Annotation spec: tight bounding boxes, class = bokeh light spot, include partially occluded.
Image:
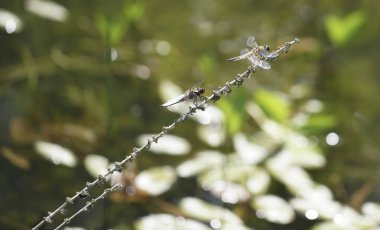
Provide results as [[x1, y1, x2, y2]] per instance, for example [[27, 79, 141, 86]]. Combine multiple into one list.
[[210, 219, 221, 229], [110, 48, 118, 61], [156, 41, 171, 55], [326, 132, 339, 146], [305, 209, 318, 220], [5, 18, 16, 33]]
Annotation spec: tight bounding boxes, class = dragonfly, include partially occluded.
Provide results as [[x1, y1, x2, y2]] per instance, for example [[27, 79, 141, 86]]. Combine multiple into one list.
[[227, 35, 279, 70], [161, 83, 205, 108]]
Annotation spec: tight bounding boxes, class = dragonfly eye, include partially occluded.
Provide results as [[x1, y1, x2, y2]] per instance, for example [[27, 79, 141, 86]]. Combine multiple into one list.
[[199, 88, 205, 94], [264, 45, 270, 52]]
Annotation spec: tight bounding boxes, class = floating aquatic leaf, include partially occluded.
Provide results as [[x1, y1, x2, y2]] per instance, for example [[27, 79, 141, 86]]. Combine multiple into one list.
[[179, 197, 243, 224], [233, 133, 268, 165], [252, 195, 295, 224], [176, 151, 224, 177], [137, 134, 191, 155], [35, 141, 77, 167], [246, 167, 270, 195], [135, 213, 210, 230], [311, 206, 375, 230], [290, 197, 341, 220], [362, 202, 380, 224], [135, 166, 176, 196], [84, 154, 109, 178], [25, 0, 68, 22]]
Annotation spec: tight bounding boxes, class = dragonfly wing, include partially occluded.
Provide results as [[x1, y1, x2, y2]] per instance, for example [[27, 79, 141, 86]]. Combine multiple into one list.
[[247, 55, 271, 70], [227, 49, 250, 61], [266, 51, 279, 59], [247, 35, 257, 48], [161, 93, 187, 107], [259, 60, 271, 69], [240, 48, 249, 55], [258, 49, 279, 59], [191, 79, 205, 89]]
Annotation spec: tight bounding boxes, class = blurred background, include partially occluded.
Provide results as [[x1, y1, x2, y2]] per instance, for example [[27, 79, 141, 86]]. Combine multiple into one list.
[[0, 0, 379, 229]]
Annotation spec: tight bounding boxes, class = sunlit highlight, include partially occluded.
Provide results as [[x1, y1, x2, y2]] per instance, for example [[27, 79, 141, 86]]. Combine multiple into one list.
[[305, 209, 319, 220], [110, 48, 118, 61], [5, 18, 16, 33], [256, 209, 265, 219], [25, 0, 68, 22], [333, 213, 344, 224], [304, 99, 323, 113], [34, 141, 77, 167], [210, 219, 221, 229], [221, 191, 239, 204], [326, 132, 339, 146], [0, 10, 23, 33], [156, 40, 171, 55], [175, 216, 186, 226]]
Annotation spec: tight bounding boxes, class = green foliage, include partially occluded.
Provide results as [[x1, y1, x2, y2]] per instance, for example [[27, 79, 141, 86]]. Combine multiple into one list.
[[325, 10, 367, 46], [197, 55, 216, 76], [94, 1, 145, 46], [123, 1, 145, 22], [218, 89, 248, 135], [254, 88, 290, 123], [301, 114, 337, 134], [95, 14, 129, 45]]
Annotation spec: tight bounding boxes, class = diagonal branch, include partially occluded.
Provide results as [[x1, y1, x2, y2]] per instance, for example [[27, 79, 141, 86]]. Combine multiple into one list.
[[32, 37, 299, 230]]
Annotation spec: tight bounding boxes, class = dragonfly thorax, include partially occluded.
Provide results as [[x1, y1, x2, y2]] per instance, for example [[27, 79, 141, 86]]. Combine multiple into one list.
[[263, 45, 271, 52], [196, 88, 205, 94]]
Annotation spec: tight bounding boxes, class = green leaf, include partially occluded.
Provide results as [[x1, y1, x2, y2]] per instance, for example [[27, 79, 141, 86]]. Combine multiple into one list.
[[109, 19, 128, 45], [124, 1, 145, 21], [325, 10, 367, 46], [95, 14, 108, 39], [254, 88, 290, 123], [95, 14, 129, 45], [218, 90, 248, 135], [301, 114, 337, 134], [197, 55, 216, 75]]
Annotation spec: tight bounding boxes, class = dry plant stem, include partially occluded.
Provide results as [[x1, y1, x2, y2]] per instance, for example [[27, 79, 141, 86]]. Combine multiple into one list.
[[32, 37, 299, 230], [53, 184, 122, 230]]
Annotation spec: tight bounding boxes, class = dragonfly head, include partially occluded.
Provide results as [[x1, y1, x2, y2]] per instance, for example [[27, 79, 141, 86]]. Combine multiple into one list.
[[263, 45, 271, 52], [198, 88, 206, 94]]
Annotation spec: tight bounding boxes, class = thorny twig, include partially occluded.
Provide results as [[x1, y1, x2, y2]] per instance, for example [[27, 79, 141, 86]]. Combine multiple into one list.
[[32, 37, 299, 230]]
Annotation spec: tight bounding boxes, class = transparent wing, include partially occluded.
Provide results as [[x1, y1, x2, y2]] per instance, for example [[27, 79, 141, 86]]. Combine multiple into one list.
[[247, 55, 271, 70], [227, 49, 252, 61], [161, 93, 187, 107], [240, 48, 248, 55], [247, 35, 257, 48], [258, 49, 279, 59], [192, 79, 205, 88]]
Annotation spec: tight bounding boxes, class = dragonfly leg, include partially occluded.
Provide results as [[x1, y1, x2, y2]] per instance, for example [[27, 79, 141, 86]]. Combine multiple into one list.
[[192, 96, 207, 110]]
